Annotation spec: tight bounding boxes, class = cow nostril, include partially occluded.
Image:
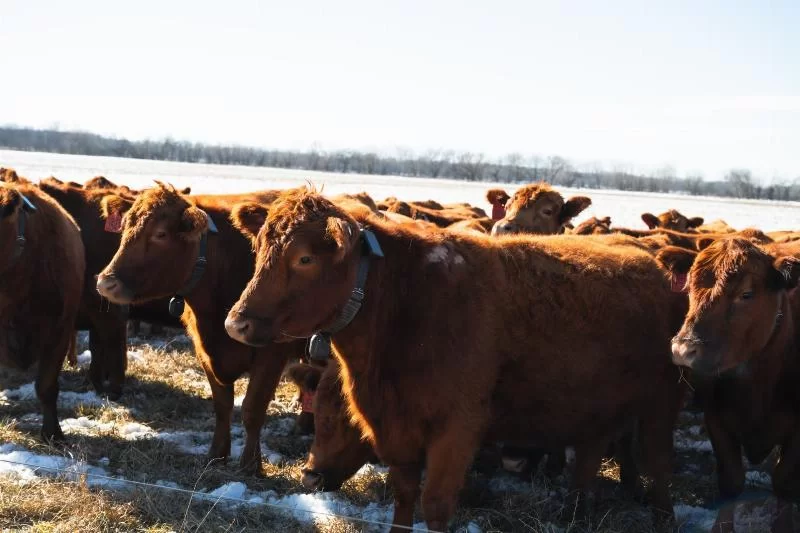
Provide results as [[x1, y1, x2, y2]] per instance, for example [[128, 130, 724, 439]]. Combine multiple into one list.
[[224, 316, 250, 338], [96, 277, 119, 294], [301, 470, 324, 490], [672, 341, 700, 362]]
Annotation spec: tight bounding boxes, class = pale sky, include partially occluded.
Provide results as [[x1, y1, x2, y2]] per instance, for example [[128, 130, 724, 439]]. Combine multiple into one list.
[[2, 0, 798, 181]]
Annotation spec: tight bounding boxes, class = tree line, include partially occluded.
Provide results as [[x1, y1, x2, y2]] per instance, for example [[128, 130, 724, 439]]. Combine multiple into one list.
[[1, 126, 798, 201]]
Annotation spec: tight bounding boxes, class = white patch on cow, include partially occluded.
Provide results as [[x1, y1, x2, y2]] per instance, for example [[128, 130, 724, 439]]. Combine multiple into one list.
[[426, 245, 449, 263], [453, 253, 465, 265]]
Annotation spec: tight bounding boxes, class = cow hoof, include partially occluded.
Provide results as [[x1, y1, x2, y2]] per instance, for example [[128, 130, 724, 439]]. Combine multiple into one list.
[[238, 456, 262, 476]]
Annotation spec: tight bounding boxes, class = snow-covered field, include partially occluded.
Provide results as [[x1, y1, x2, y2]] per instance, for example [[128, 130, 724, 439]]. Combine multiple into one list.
[[3, 149, 800, 232], [0, 150, 797, 532]]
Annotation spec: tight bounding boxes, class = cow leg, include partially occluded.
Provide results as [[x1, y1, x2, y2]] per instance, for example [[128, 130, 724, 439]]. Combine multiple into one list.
[[87, 327, 106, 394], [204, 368, 234, 461], [616, 429, 642, 499], [36, 330, 70, 442], [545, 447, 567, 478], [638, 413, 675, 522], [772, 428, 800, 533], [564, 439, 606, 524], [420, 427, 483, 531], [388, 464, 422, 533], [705, 409, 744, 499], [239, 349, 289, 474]]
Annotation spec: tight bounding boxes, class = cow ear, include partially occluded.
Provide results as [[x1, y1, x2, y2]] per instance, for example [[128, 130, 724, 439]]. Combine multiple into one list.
[[486, 188, 510, 205], [688, 217, 704, 228], [773, 257, 800, 289], [601, 216, 611, 225], [230, 202, 269, 243], [99, 194, 133, 219], [327, 216, 358, 262], [696, 237, 716, 251], [286, 363, 324, 392], [179, 205, 208, 241], [180, 186, 192, 194], [656, 246, 697, 276], [0, 187, 21, 219], [641, 213, 660, 229], [560, 196, 591, 223]]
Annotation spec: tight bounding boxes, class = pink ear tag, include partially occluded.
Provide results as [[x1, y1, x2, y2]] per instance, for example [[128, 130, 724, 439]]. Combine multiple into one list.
[[671, 272, 688, 293], [104, 211, 123, 233]]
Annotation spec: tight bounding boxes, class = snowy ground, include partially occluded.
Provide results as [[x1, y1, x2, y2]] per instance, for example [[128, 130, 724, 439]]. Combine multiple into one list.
[[1, 150, 798, 531], [3, 149, 800, 232]]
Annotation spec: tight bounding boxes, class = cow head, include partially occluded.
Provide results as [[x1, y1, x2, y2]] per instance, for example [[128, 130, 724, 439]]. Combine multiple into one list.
[[642, 210, 704, 232], [96, 183, 212, 305], [289, 361, 376, 492], [0, 185, 26, 271], [225, 187, 363, 346], [491, 183, 591, 236], [570, 216, 612, 235], [657, 239, 800, 374]]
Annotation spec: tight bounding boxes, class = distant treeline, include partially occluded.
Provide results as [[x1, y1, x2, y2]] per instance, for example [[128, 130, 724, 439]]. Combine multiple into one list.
[[1, 126, 798, 201]]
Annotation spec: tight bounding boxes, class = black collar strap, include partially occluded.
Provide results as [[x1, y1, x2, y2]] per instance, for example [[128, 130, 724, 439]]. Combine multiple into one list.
[[168, 210, 218, 317], [11, 194, 37, 262], [308, 227, 383, 362]]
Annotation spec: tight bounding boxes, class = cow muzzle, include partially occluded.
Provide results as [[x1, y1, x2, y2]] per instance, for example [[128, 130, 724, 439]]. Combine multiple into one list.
[[224, 311, 272, 346], [300, 469, 338, 491], [491, 221, 518, 236], [96, 274, 134, 304]]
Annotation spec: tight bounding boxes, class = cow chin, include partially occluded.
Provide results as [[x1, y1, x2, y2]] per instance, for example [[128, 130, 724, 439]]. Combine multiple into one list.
[[96, 274, 135, 304]]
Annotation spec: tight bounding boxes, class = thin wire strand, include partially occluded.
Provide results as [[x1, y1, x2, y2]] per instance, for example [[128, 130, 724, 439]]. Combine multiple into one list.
[[0, 457, 441, 533]]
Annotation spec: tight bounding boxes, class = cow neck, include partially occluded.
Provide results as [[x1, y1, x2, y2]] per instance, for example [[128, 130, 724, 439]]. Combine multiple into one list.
[[167, 211, 218, 318], [307, 227, 383, 362], [8, 193, 37, 266]]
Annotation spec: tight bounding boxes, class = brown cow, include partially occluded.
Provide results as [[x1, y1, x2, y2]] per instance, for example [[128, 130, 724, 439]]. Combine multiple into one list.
[[224, 186, 685, 530], [658, 238, 800, 533], [641, 209, 705, 232], [0, 181, 84, 440], [446, 217, 495, 234], [37, 178, 183, 398], [379, 198, 486, 227], [491, 182, 592, 235], [568, 216, 612, 235], [95, 183, 304, 472]]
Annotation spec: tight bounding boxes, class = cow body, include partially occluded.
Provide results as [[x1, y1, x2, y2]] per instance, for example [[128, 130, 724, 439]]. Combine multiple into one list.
[[661, 239, 800, 532], [0, 182, 84, 440], [38, 178, 182, 398], [225, 188, 686, 531], [96, 184, 303, 472]]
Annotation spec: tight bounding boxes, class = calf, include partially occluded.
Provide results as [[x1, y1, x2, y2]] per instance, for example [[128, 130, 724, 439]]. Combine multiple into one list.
[[224, 187, 685, 531], [491, 182, 591, 235], [95, 183, 304, 473], [38, 178, 182, 398], [641, 209, 704, 232], [0, 181, 84, 440], [658, 238, 800, 533], [568, 216, 612, 235]]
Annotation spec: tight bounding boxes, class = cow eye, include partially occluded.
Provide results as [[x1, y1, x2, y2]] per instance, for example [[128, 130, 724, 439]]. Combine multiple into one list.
[[542, 208, 554, 217], [154, 230, 168, 240], [740, 291, 754, 300], [299, 256, 313, 265]]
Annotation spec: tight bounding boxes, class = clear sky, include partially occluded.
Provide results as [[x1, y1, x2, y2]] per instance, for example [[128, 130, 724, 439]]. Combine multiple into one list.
[[2, 0, 798, 181]]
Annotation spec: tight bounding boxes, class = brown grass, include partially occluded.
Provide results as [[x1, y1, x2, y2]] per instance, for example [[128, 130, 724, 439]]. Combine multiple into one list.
[[0, 326, 795, 532]]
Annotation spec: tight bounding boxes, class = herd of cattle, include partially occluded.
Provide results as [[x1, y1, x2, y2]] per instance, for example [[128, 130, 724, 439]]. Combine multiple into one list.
[[1, 166, 799, 532]]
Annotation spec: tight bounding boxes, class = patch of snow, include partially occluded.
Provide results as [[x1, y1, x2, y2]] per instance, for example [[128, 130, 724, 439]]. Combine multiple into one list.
[[267, 453, 283, 466], [674, 504, 718, 532], [76, 350, 92, 368], [60, 417, 156, 440], [127, 350, 145, 364], [745, 470, 772, 487], [674, 434, 714, 453], [733, 496, 778, 532]]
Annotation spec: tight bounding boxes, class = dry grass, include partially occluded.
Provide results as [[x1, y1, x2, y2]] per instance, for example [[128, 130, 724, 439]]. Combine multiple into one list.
[[0, 327, 795, 532]]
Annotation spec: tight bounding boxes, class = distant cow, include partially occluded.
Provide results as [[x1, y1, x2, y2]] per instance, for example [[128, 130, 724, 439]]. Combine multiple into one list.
[[658, 238, 800, 533], [568, 216, 612, 235], [0, 181, 84, 440], [491, 182, 592, 235], [224, 186, 685, 530], [95, 183, 305, 473], [641, 209, 705, 232], [379, 198, 486, 227], [37, 178, 183, 398]]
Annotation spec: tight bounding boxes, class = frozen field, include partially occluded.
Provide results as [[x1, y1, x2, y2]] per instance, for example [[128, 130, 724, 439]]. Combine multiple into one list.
[[3, 149, 800, 232], [0, 149, 797, 532]]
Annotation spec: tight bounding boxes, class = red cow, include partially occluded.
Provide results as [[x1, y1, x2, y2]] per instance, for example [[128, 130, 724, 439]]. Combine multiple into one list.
[[0, 181, 84, 440], [95, 183, 304, 472], [491, 182, 592, 235], [224, 186, 685, 531], [657, 238, 800, 533]]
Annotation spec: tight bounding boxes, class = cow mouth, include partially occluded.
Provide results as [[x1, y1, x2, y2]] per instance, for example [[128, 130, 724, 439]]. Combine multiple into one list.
[[300, 469, 343, 492], [96, 273, 136, 304]]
